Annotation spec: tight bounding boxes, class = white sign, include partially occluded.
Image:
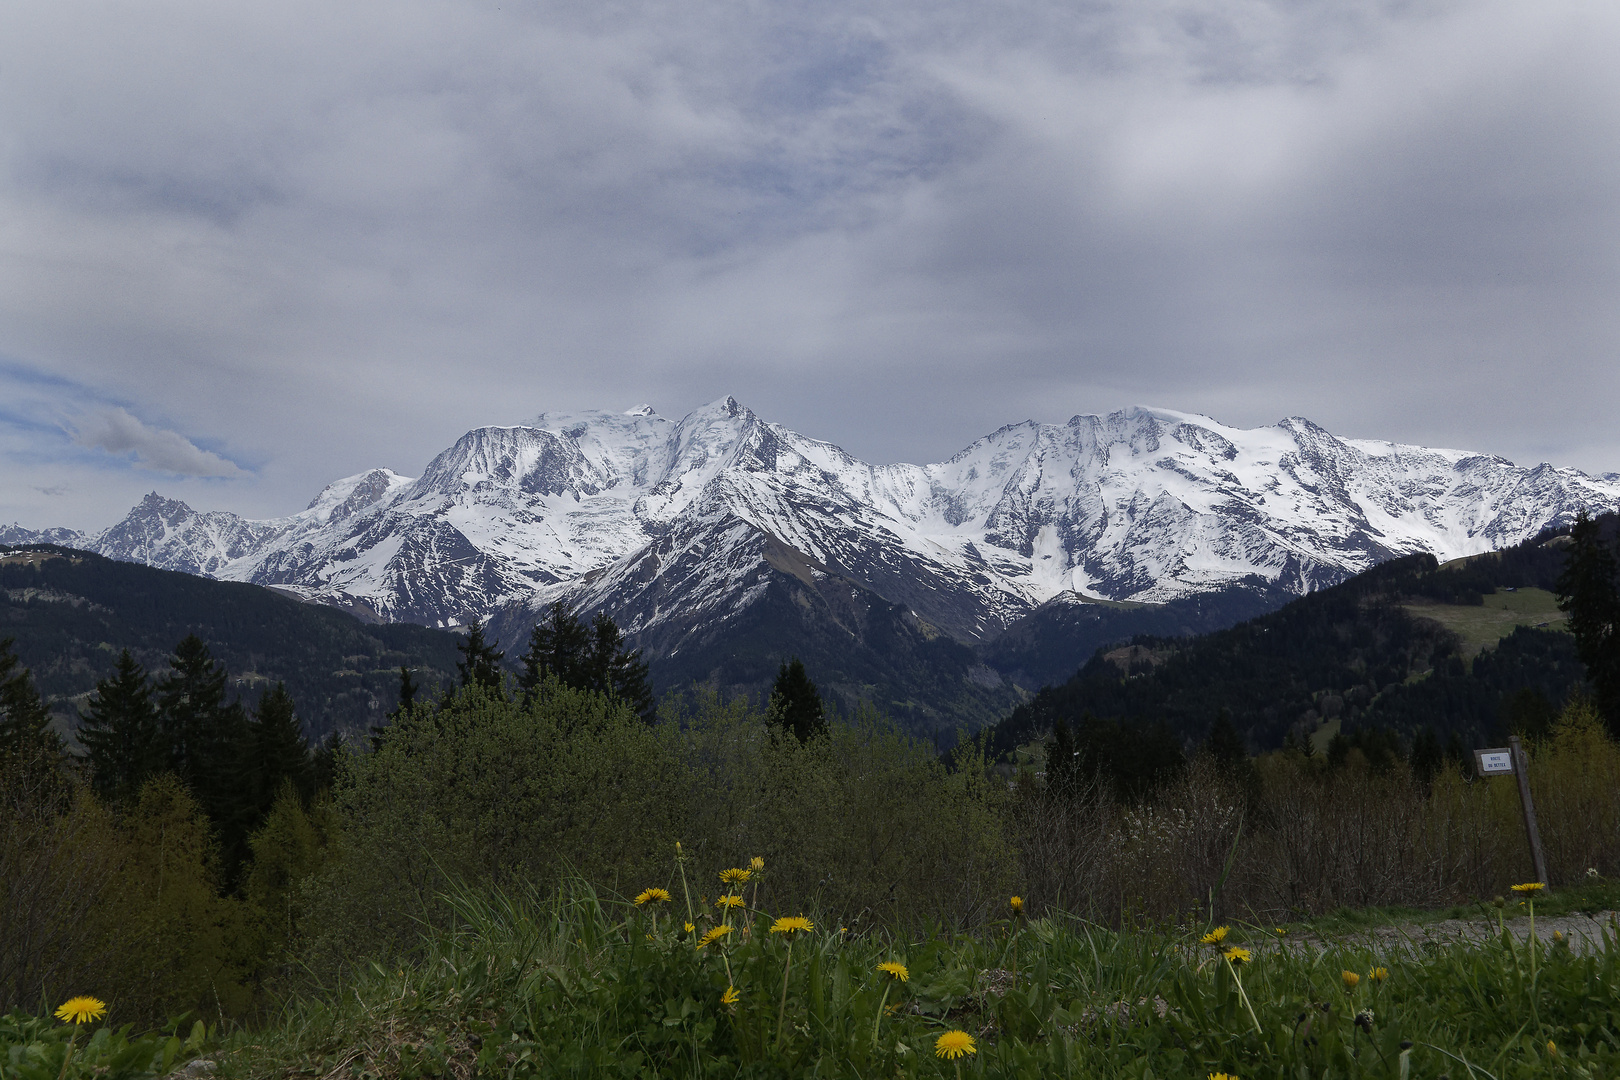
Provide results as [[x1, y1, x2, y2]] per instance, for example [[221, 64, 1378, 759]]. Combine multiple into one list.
[[1476, 749, 1515, 775]]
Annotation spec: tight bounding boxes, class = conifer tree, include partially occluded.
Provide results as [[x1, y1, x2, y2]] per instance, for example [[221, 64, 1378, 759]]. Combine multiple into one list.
[[456, 620, 506, 695], [78, 649, 162, 801], [767, 657, 826, 743], [520, 602, 591, 699], [246, 683, 313, 806], [0, 637, 55, 757], [1557, 512, 1620, 734], [1045, 715, 1079, 801], [519, 604, 655, 721], [155, 634, 247, 826], [1409, 725, 1444, 789]]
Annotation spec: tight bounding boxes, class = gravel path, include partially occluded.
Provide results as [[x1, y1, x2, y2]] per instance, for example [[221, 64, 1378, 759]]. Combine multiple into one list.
[[1295, 910, 1619, 956]]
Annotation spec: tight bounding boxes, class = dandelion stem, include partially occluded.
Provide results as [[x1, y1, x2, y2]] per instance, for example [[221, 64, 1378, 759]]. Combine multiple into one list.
[[872, 983, 891, 1050], [55, 1027, 78, 1080], [675, 843, 694, 924], [1225, 957, 1263, 1037], [776, 938, 794, 1052]]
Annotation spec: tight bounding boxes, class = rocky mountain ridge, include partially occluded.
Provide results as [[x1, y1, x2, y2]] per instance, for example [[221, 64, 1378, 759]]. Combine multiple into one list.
[[8, 398, 1620, 656]]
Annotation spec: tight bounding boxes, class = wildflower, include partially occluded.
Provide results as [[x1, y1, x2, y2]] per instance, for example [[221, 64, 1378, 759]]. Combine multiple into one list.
[[1223, 947, 1251, 965], [1554, 930, 1566, 943], [1200, 926, 1229, 945], [1588, 867, 1600, 880], [684, 921, 696, 934], [699, 925, 733, 948], [1009, 895, 1024, 914], [1341, 970, 1361, 991], [1548, 1040, 1558, 1057], [1275, 928, 1287, 936], [934, 1031, 977, 1059], [750, 856, 765, 871], [1209, 1074, 1239, 1080], [770, 915, 814, 936], [54, 998, 106, 1025], [877, 961, 910, 982], [720, 868, 752, 884], [1368, 967, 1388, 982], [635, 887, 672, 906], [722, 986, 740, 1006], [1354, 1009, 1375, 1032], [1511, 882, 1546, 893], [716, 894, 746, 910]]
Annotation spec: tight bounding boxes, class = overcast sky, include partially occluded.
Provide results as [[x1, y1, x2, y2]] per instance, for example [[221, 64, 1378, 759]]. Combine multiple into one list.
[[3, 0, 1619, 531]]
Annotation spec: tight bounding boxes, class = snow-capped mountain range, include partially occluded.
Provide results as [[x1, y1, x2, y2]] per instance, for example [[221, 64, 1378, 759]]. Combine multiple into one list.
[[9, 398, 1620, 647]]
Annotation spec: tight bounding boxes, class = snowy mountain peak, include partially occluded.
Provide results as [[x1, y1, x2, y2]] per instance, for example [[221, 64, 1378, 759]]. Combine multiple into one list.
[[44, 401, 1620, 638]]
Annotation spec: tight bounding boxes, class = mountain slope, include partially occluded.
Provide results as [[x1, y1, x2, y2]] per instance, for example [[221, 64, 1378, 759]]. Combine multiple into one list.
[[1, 544, 462, 740], [979, 521, 1601, 758]]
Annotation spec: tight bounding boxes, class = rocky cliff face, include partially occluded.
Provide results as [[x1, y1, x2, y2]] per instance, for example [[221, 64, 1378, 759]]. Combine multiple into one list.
[[16, 399, 1620, 649]]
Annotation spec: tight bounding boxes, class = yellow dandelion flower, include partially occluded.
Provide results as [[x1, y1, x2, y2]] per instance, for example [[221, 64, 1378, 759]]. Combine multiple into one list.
[[721, 985, 740, 1006], [684, 921, 696, 934], [1223, 947, 1251, 965], [1210, 1073, 1239, 1080], [877, 961, 910, 982], [1009, 895, 1024, 914], [770, 915, 813, 936], [720, 868, 752, 884], [716, 894, 746, 910], [1341, 970, 1361, 991], [1511, 882, 1545, 893], [934, 1030, 976, 1059], [1200, 926, 1229, 945], [1368, 967, 1388, 982], [750, 856, 765, 871], [1275, 928, 1287, 936], [54, 997, 106, 1025], [1548, 1040, 1558, 1057], [699, 925, 733, 948], [635, 887, 672, 906]]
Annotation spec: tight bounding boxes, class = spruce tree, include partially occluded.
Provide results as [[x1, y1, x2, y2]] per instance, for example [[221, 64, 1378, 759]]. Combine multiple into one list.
[[456, 620, 506, 695], [588, 612, 656, 722], [0, 637, 55, 757], [1557, 512, 1620, 734], [767, 657, 826, 743], [155, 634, 247, 824], [519, 603, 590, 700], [78, 649, 162, 801], [246, 683, 313, 806], [1409, 725, 1444, 790]]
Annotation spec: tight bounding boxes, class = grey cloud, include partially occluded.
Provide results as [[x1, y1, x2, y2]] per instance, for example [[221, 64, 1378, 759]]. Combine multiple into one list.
[[71, 408, 248, 478], [0, 0, 1617, 531]]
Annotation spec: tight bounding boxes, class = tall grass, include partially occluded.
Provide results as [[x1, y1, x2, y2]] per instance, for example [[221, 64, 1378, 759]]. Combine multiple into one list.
[[216, 874, 1620, 1079]]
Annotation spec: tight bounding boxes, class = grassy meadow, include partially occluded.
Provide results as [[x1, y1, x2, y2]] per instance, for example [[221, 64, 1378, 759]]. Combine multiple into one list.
[[10, 681, 1620, 1078]]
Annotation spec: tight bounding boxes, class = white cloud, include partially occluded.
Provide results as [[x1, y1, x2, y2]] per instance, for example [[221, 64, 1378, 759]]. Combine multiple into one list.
[[71, 408, 247, 478]]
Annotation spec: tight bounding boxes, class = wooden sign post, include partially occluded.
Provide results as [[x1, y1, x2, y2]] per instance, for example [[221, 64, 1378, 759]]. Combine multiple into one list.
[[1475, 738, 1549, 886]]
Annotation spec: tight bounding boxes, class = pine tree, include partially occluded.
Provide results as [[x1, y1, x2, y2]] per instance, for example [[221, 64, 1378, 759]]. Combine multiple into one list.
[[519, 603, 590, 700], [456, 620, 506, 695], [1557, 512, 1620, 734], [0, 637, 55, 757], [78, 649, 162, 801], [1204, 709, 1247, 769], [246, 683, 313, 807], [372, 666, 420, 748], [155, 634, 247, 825], [767, 657, 826, 743], [519, 604, 655, 720]]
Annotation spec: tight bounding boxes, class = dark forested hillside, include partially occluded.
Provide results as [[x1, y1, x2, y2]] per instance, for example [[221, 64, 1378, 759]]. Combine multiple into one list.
[[1, 544, 461, 739], [981, 520, 1608, 760]]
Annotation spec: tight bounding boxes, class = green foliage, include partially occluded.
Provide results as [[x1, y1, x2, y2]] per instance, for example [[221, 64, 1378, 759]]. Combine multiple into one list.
[[517, 603, 655, 721], [0, 636, 55, 756], [0, 1012, 211, 1080], [766, 656, 826, 743], [303, 683, 1013, 972], [215, 879, 1620, 1080], [1558, 511, 1620, 735], [78, 650, 162, 803], [453, 621, 505, 695]]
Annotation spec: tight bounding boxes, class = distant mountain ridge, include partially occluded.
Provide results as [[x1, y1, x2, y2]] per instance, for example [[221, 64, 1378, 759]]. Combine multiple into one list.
[[7, 398, 1619, 643]]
